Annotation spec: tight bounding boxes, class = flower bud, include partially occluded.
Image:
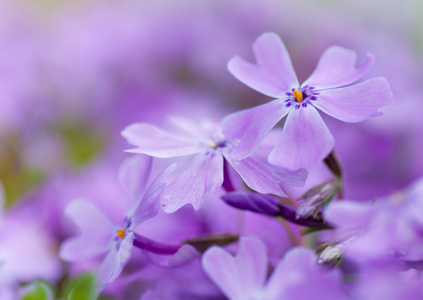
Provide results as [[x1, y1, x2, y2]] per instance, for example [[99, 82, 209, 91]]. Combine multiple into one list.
[[296, 179, 340, 220]]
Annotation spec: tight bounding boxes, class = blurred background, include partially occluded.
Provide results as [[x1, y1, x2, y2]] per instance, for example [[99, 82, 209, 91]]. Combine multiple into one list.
[[1, 0, 423, 207], [0, 0, 423, 297]]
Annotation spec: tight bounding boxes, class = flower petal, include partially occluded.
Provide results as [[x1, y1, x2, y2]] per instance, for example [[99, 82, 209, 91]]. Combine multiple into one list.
[[303, 46, 374, 89], [222, 100, 290, 160], [268, 106, 334, 170], [202, 246, 245, 300], [225, 152, 307, 196], [202, 236, 267, 300], [97, 232, 135, 286], [314, 77, 393, 122], [128, 163, 176, 228], [60, 201, 115, 261], [265, 247, 346, 300], [160, 152, 223, 212], [121, 123, 201, 158], [228, 32, 299, 97], [118, 155, 153, 203]]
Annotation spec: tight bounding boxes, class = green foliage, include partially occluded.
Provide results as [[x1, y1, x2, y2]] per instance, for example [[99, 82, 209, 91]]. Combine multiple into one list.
[[56, 123, 105, 168], [64, 272, 98, 300], [20, 281, 53, 300]]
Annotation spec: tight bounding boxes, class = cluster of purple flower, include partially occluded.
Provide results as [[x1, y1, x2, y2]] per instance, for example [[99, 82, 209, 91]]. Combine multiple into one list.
[[1, 1, 423, 299]]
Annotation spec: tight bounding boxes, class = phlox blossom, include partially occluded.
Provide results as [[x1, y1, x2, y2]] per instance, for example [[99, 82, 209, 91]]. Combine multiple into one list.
[[122, 116, 307, 213], [223, 32, 393, 170], [202, 236, 346, 300], [60, 155, 174, 286]]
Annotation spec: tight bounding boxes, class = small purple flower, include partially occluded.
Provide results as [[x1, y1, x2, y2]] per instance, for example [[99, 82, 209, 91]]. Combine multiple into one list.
[[202, 236, 346, 300], [60, 155, 175, 285], [122, 116, 307, 213], [223, 32, 393, 170]]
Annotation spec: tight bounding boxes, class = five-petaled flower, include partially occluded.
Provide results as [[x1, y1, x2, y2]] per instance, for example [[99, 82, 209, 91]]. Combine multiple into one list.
[[223, 32, 393, 170], [122, 117, 307, 213], [60, 155, 175, 287]]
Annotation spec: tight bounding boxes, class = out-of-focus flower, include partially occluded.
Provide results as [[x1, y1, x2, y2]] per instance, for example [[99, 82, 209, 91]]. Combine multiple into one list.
[[325, 177, 423, 263], [0, 183, 62, 287], [122, 116, 307, 213], [223, 32, 393, 170], [202, 236, 346, 300], [60, 155, 175, 285], [348, 265, 423, 300]]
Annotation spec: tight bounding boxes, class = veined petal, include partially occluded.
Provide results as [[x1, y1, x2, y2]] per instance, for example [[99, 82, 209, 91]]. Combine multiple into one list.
[[268, 106, 334, 171], [128, 163, 176, 228], [202, 236, 267, 300], [97, 232, 135, 286], [228, 32, 299, 97], [225, 153, 307, 196], [160, 152, 223, 212], [121, 123, 201, 158], [303, 46, 374, 89], [222, 100, 290, 160], [314, 77, 393, 122], [60, 201, 115, 261]]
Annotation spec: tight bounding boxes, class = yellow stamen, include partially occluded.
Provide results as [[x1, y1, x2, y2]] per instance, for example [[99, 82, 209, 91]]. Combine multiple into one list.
[[117, 228, 126, 238], [205, 140, 216, 148], [293, 89, 303, 103]]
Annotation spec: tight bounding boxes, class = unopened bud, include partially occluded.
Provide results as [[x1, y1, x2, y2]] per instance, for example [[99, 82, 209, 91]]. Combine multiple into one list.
[[221, 192, 281, 216], [296, 179, 340, 220], [318, 244, 345, 264]]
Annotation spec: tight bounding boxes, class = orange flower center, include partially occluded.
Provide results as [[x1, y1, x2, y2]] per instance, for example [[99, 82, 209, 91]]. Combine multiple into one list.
[[293, 89, 303, 102]]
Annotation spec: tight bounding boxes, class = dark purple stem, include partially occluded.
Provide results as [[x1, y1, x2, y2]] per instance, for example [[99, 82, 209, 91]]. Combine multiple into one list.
[[133, 233, 181, 255], [222, 159, 235, 192]]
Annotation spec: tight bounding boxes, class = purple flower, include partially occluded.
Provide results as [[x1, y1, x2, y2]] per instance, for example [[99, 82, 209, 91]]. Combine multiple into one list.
[[223, 32, 393, 170], [122, 116, 307, 213], [348, 265, 423, 300], [324, 177, 423, 263], [202, 236, 346, 300], [60, 155, 175, 285]]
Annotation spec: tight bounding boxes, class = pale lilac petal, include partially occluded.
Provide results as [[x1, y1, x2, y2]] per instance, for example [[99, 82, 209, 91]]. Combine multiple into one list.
[[265, 247, 346, 300], [128, 163, 177, 228], [169, 245, 200, 267], [303, 46, 374, 89], [121, 123, 201, 158], [314, 77, 393, 122], [202, 236, 267, 300], [265, 247, 315, 297], [202, 246, 246, 299], [222, 100, 290, 160], [268, 106, 334, 170], [60, 201, 115, 261], [225, 153, 307, 196], [228, 32, 299, 97], [97, 233, 135, 286], [118, 155, 153, 203], [160, 152, 223, 212], [234, 236, 268, 292]]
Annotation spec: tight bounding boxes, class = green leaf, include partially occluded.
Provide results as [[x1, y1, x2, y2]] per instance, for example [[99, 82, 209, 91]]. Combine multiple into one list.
[[20, 281, 53, 300], [56, 122, 106, 169], [66, 272, 97, 300]]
